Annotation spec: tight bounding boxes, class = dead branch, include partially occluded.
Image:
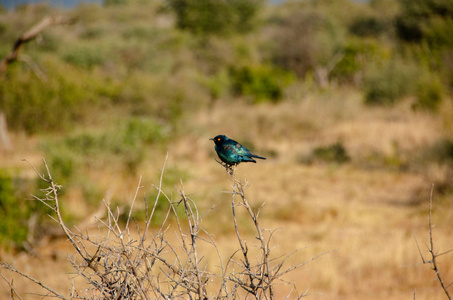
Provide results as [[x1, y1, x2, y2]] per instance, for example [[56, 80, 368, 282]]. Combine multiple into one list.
[[416, 184, 452, 300], [1, 157, 319, 299], [223, 163, 321, 299], [427, 185, 452, 300], [0, 15, 72, 75], [0, 272, 23, 300], [0, 263, 67, 300]]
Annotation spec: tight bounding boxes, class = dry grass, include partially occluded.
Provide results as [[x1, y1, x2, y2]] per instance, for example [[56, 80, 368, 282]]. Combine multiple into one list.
[[1, 90, 453, 299]]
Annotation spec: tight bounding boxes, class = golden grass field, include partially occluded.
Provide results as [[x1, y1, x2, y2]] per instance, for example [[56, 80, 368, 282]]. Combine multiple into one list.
[[1, 89, 453, 299]]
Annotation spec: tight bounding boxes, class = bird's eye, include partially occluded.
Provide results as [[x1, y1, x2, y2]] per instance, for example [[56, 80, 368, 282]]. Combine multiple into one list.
[[217, 138, 220, 141]]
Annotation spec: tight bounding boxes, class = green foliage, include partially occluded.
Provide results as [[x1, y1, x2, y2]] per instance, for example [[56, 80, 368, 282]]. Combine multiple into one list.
[[0, 61, 98, 134], [36, 31, 61, 52], [424, 16, 453, 48], [396, 0, 453, 47], [41, 117, 168, 173], [63, 43, 110, 69], [0, 170, 44, 248], [419, 139, 453, 185], [70, 3, 104, 23], [311, 142, 350, 164], [37, 116, 170, 218], [413, 73, 444, 111], [0, 170, 28, 246], [349, 15, 388, 37], [104, 0, 129, 6], [200, 70, 231, 99], [123, 117, 168, 145], [271, 7, 346, 79], [80, 25, 108, 40], [229, 64, 295, 103], [331, 40, 382, 84], [0, 21, 7, 35], [350, 0, 398, 38], [395, 0, 453, 92], [168, 0, 263, 36], [364, 58, 418, 105], [432, 139, 453, 163]]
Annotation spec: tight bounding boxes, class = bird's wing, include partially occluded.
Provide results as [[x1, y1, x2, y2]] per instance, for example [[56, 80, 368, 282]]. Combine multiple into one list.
[[225, 140, 255, 156], [224, 144, 236, 152], [229, 142, 253, 156]]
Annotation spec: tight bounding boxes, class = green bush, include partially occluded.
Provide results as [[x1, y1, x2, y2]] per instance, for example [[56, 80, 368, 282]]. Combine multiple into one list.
[[0, 21, 8, 35], [331, 39, 382, 84], [168, 0, 263, 36], [70, 3, 104, 23], [200, 70, 231, 99], [0, 170, 44, 248], [396, 0, 453, 48], [63, 44, 109, 69], [229, 64, 295, 103], [104, 0, 129, 6], [43, 146, 76, 188], [311, 142, 350, 164], [80, 25, 108, 40], [350, 16, 387, 37], [364, 58, 418, 105], [122, 25, 159, 40], [42, 117, 168, 173], [0, 170, 28, 246], [426, 139, 453, 163], [349, 0, 399, 38], [0, 61, 98, 133], [413, 74, 444, 111]]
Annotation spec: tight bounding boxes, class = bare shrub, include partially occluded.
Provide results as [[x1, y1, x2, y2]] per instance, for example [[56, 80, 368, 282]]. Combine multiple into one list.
[[1, 157, 324, 299]]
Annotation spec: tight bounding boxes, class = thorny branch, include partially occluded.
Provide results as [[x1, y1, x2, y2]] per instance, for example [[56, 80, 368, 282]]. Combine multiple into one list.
[[1, 157, 321, 299], [223, 164, 326, 299], [0, 263, 67, 300], [415, 184, 452, 300]]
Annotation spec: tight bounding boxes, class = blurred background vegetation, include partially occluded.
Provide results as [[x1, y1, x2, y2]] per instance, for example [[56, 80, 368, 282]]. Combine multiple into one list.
[[0, 0, 452, 249], [1, 1, 453, 298]]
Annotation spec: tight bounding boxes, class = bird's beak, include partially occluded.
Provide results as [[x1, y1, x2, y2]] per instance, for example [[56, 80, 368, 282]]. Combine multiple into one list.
[[209, 138, 214, 141]]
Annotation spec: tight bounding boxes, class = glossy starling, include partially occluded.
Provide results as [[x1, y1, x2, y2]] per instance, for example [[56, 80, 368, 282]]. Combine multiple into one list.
[[210, 135, 266, 166]]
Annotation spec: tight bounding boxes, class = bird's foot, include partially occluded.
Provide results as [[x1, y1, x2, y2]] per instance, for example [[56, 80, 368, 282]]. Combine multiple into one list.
[[215, 159, 236, 176], [226, 164, 236, 176]]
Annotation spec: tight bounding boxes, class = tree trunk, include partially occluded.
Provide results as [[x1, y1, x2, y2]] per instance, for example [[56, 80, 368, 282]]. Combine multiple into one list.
[[0, 112, 12, 151]]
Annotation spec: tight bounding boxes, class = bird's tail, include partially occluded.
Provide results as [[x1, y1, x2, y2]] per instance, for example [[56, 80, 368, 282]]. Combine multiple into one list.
[[250, 154, 266, 160], [242, 157, 257, 163]]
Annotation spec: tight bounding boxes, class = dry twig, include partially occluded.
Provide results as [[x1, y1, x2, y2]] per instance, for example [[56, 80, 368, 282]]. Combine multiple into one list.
[[222, 164, 326, 299], [415, 184, 452, 300], [1, 156, 321, 299], [0, 15, 72, 75]]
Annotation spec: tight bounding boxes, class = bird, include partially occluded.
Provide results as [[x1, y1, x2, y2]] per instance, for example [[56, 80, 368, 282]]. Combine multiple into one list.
[[210, 135, 266, 167]]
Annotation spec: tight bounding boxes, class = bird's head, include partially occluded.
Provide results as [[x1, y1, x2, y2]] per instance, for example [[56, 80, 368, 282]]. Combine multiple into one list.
[[210, 135, 228, 145]]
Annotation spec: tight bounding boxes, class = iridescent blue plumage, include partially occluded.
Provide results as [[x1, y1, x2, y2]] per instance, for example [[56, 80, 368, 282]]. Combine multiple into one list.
[[210, 135, 266, 166]]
